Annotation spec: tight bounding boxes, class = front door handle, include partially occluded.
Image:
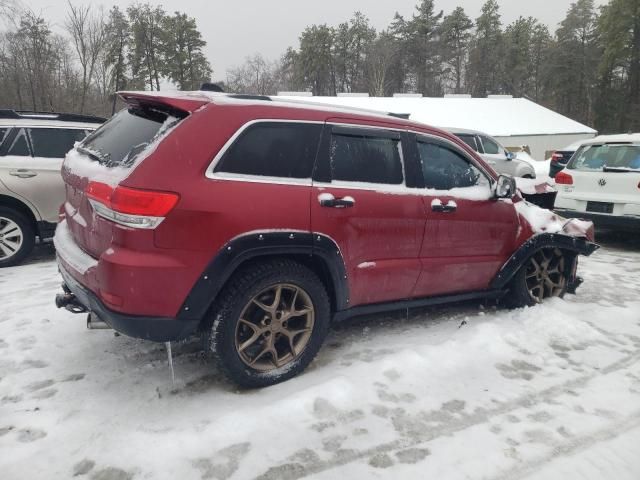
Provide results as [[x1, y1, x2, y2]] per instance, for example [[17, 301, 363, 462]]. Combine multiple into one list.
[[318, 193, 355, 208], [432, 200, 457, 213], [9, 169, 37, 178]]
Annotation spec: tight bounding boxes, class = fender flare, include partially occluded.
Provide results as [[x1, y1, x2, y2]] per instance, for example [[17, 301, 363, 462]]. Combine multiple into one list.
[[490, 233, 599, 290], [177, 231, 349, 323]]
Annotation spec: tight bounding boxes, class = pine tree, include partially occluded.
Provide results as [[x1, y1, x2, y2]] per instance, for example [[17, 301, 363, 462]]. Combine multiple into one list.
[[440, 7, 473, 94], [161, 12, 212, 90], [468, 0, 504, 97]]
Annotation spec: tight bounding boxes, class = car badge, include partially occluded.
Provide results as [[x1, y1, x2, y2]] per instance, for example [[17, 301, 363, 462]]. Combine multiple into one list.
[[598, 178, 607, 187]]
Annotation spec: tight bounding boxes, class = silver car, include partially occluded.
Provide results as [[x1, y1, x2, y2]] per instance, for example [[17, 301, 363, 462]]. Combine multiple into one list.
[[445, 127, 536, 179], [0, 110, 104, 267]]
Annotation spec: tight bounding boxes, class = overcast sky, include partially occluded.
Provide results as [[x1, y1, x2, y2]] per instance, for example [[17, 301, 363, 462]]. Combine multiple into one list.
[[24, 0, 608, 80]]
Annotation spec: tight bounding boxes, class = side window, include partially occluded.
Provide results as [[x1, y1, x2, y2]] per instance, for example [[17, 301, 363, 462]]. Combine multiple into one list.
[[456, 134, 479, 152], [0, 128, 8, 147], [330, 132, 403, 185], [417, 140, 491, 190], [29, 128, 87, 158], [6, 128, 30, 156], [480, 135, 501, 155], [215, 122, 322, 179]]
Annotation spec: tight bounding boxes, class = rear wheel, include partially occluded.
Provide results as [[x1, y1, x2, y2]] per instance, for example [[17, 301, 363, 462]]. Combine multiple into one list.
[[205, 259, 330, 388], [0, 207, 35, 268], [506, 248, 568, 307]]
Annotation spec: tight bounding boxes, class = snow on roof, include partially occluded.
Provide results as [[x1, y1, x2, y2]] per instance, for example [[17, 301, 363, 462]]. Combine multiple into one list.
[[276, 95, 597, 137]]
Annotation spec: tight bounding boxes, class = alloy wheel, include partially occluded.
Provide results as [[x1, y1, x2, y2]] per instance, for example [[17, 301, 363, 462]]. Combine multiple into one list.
[[525, 248, 567, 303], [235, 283, 315, 372], [0, 217, 24, 261]]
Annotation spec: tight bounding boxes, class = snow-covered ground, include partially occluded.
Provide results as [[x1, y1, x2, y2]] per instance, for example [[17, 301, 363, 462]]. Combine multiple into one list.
[[1, 233, 640, 480]]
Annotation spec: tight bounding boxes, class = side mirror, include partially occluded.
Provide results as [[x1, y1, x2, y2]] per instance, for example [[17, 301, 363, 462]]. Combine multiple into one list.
[[505, 151, 516, 161], [494, 174, 516, 199]]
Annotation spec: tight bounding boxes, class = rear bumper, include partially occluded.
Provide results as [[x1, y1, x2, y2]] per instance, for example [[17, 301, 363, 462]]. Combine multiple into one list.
[[58, 262, 199, 342], [554, 209, 640, 231]]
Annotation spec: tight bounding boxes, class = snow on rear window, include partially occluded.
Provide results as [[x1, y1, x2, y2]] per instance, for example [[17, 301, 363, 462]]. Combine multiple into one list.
[[64, 113, 179, 187], [78, 109, 179, 168]]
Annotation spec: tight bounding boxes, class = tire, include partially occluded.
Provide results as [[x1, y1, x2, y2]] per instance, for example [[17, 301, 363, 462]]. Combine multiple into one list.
[[0, 207, 35, 268], [205, 259, 331, 388], [504, 248, 569, 308]]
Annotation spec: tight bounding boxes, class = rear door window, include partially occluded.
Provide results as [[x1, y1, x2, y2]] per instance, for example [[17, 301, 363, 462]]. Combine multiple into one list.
[[29, 128, 88, 158], [6, 128, 30, 156], [79, 108, 178, 168], [417, 139, 490, 190], [329, 129, 403, 185], [214, 122, 322, 179]]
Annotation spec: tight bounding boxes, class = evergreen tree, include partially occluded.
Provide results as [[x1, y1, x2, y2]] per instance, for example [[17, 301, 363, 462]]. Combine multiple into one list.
[[440, 7, 473, 94], [595, 0, 640, 132], [161, 12, 212, 90], [548, 0, 599, 125], [468, 0, 504, 97], [404, 0, 444, 96]]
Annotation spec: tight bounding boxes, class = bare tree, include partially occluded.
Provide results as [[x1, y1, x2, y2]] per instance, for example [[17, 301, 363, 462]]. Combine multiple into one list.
[[65, 1, 106, 113]]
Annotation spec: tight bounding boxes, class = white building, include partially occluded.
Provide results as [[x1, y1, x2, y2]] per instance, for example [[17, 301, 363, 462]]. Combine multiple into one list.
[[276, 94, 597, 160]]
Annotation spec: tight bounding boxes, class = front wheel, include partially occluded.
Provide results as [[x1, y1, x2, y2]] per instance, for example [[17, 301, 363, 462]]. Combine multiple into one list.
[[205, 259, 330, 388], [506, 248, 569, 308]]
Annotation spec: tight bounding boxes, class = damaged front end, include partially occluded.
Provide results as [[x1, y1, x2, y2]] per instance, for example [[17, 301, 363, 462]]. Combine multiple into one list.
[[492, 203, 599, 295]]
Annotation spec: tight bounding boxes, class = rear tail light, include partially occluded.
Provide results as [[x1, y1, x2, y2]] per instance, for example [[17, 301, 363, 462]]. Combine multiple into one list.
[[86, 181, 179, 229], [554, 171, 573, 185], [551, 153, 563, 164]]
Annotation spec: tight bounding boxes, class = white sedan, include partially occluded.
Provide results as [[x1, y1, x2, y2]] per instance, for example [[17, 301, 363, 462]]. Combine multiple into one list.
[[554, 134, 640, 230]]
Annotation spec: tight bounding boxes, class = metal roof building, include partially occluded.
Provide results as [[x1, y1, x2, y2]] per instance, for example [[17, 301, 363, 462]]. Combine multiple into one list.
[[276, 94, 597, 160]]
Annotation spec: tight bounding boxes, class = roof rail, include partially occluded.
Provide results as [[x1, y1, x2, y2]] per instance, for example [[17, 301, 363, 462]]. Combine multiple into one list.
[[0, 109, 106, 123], [226, 94, 272, 101]]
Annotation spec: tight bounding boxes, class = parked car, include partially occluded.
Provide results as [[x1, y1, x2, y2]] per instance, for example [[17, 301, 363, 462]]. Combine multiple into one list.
[[445, 127, 536, 178], [549, 140, 585, 178], [554, 134, 640, 231], [55, 92, 597, 388], [0, 109, 105, 267]]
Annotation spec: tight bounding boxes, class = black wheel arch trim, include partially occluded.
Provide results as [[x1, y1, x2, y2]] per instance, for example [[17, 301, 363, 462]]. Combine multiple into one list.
[[178, 231, 349, 323], [490, 233, 599, 290]]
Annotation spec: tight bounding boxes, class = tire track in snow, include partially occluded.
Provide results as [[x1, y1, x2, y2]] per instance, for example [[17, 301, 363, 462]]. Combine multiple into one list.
[[254, 350, 640, 480], [490, 409, 640, 480]]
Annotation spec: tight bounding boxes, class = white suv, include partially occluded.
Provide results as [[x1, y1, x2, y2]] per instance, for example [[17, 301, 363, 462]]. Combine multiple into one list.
[[0, 110, 104, 266], [445, 128, 536, 179], [554, 134, 640, 231]]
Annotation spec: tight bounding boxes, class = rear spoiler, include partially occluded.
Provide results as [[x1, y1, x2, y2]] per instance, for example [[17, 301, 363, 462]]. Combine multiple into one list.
[[118, 91, 212, 116]]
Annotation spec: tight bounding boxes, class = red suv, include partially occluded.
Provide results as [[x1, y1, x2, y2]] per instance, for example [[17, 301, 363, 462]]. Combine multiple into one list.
[[55, 91, 598, 387]]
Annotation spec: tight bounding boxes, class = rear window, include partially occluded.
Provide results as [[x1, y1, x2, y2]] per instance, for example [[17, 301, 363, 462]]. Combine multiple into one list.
[[0, 128, 8, 146], [29, 128, 88, 158], [568, 144, 640, 171], [79, 108, 179, 168], [215, 122, 322, 179]]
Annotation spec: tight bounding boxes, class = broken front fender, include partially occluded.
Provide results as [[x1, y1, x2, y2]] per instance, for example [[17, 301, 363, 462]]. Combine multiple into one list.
[[491, 225, 599, 291]]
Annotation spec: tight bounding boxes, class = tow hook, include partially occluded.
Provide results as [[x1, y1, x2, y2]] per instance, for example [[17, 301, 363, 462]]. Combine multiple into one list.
[[55, 290, 88, 314]]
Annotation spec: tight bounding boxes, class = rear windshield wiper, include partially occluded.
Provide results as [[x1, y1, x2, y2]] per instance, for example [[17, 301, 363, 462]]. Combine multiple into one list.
[[77, 145, 109, 164], [603, 166, 640, 173]]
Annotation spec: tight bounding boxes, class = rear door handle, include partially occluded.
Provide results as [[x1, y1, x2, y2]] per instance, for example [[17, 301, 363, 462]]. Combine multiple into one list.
[[318, 193, 355, 208], [432, 200, 457, 213], [9, 169, 37, 178]]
